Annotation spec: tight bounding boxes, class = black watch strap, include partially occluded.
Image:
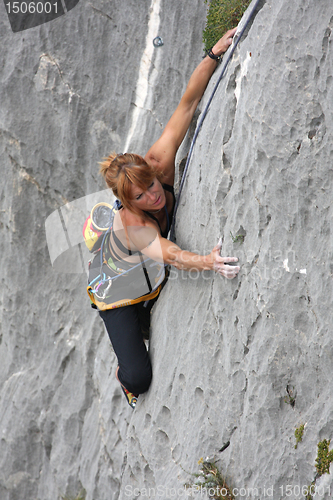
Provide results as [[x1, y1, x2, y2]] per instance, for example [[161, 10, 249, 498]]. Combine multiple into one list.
[[207, 48, 221, 62]]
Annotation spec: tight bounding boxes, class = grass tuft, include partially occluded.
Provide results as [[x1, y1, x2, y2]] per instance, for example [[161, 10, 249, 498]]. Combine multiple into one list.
[[315, 439, 333, 477], [185, 458, 234, 499], [294, 423, 305, 449], [61, 489, 86, 500], [203, 0, 251, 53], [304, 440, 333, 500]]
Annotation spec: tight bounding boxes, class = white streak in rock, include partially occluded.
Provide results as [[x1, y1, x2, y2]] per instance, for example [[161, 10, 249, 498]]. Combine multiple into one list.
[[283, 259, 290, 272], [124, 0, 161, 153], [235, 51, 252, 102]]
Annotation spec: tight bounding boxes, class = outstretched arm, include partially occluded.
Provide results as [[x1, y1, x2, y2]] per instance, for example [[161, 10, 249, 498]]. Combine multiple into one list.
[[128, 226, 240, 279], [145, 28, 237, 184], [158, 237, 239, 279]]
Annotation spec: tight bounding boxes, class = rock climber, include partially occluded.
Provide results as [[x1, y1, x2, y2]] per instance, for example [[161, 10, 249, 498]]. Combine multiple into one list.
[[95, 28, 240, 408]]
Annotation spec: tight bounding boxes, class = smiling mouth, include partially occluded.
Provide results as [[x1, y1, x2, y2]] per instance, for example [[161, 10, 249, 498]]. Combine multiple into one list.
[[153, 196, 161, 205]]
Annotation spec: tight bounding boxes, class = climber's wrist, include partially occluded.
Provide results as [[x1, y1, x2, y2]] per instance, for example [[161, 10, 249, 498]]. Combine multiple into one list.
[[207, 47, 222, 63]]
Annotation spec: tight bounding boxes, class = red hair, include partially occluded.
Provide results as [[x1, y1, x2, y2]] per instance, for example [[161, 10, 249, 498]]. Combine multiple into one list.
[[99, 152, 164, 217]]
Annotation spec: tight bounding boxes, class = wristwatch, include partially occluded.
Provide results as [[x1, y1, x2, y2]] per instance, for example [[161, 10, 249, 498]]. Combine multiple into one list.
[[207, 48, 222, 62]]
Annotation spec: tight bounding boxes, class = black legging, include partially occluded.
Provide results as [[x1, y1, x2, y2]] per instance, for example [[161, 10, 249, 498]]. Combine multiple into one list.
[[99, 300, 156, 394]]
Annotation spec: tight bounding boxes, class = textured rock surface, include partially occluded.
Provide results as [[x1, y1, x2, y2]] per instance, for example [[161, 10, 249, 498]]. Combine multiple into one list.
[[120, 1, 333, 499], [1, 1, 333, 500], [0, 1, 206, 499]]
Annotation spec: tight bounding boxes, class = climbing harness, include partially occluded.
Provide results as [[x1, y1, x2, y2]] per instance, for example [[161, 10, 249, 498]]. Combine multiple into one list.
[[170, 0, 262, 242], [83, 200, 166, 310]]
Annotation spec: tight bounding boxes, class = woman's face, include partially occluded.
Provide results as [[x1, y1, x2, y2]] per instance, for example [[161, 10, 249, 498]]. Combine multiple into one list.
[[130, 177, 166, 212]]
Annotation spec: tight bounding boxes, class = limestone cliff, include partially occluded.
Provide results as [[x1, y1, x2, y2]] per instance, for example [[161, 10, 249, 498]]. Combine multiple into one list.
[[0, 1, 333, 500]]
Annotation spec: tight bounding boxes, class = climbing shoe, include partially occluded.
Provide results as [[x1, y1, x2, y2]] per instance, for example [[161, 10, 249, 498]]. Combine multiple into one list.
[[116, 366, 138, 409], [121, 385, 138, 409]]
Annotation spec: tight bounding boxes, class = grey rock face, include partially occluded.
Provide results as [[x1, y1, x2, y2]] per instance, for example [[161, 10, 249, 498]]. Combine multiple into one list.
[[120, 1, 333, 499], [1, 0, 333, 500], [0, 1, 206, 499]]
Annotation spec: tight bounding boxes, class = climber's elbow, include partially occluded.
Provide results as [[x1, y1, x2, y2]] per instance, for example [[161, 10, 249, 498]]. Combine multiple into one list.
[[163, 244, 184, 269]]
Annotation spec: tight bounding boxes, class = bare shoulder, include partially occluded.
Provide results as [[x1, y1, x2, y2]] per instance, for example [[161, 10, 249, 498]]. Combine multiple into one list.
[[119, 207, 145, 228], [120, 207, 159, 233], [144, 130, 176, 185], [120, 209, 159, 250]]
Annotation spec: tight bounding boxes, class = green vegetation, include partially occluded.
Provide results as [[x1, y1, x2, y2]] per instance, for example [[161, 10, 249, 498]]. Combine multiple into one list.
[[61, 489, 86, 500], [185, 458, 234, 499], [315, 439, 333, 477], [305, 481, 316, 500], [304, 440, 333, 500], [294, 423, 305, 449], [230, 231, 244, 244], [203, 0, 251, 53]]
